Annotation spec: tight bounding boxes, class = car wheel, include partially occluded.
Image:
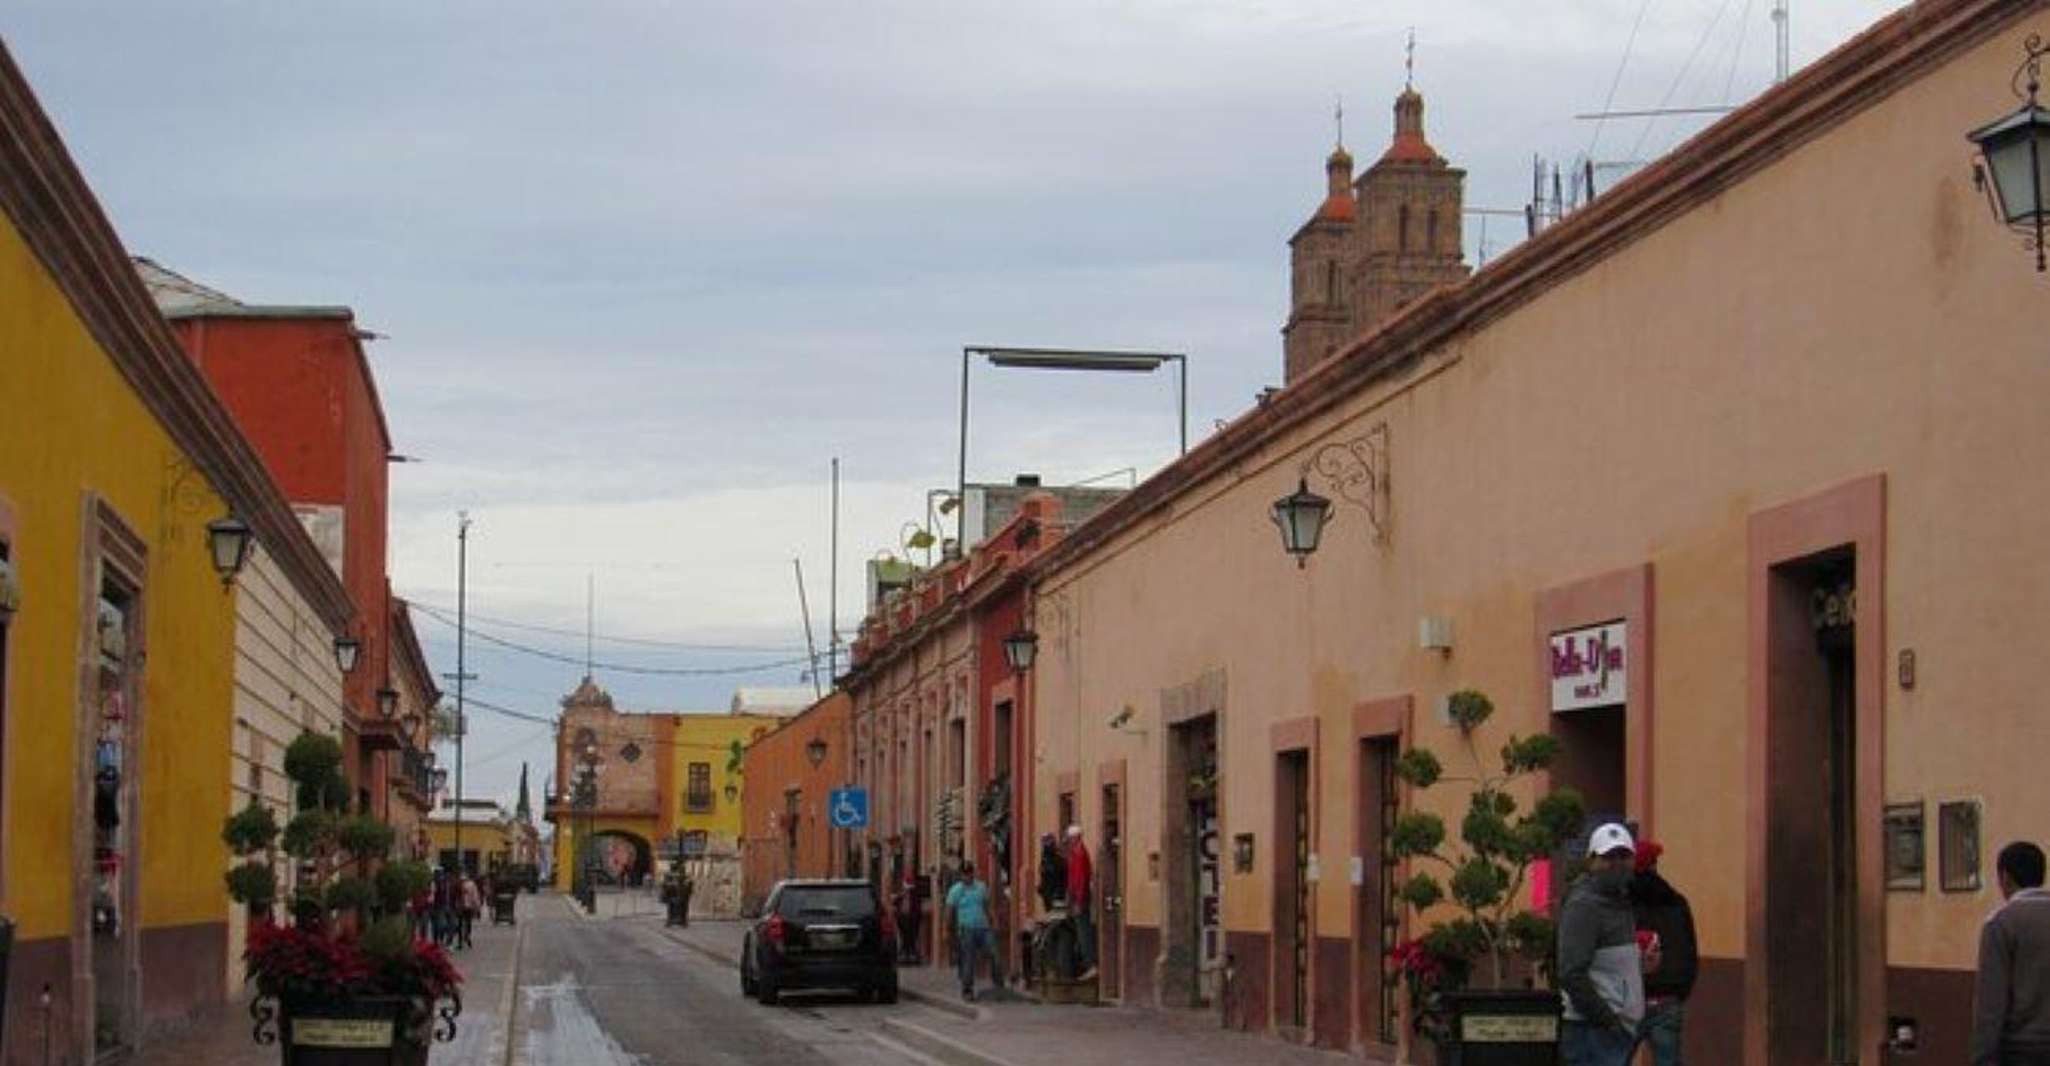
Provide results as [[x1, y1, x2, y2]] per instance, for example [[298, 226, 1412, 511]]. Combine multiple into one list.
[[740, 960, 755, 996], [755, 977, 779, 1006]]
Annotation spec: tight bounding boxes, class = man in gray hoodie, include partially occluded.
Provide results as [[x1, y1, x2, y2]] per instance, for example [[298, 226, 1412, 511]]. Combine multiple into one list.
[[1974, 841, 2050, 1066], [1559, 822, 1646, 1066]]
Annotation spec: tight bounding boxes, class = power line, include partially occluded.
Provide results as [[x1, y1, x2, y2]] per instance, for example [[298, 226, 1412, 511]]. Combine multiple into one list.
[[404, 600, 804, 653], [412, 605, 814, 677], [457, 695, 789, 753], [1589, 0, 1659, 159]]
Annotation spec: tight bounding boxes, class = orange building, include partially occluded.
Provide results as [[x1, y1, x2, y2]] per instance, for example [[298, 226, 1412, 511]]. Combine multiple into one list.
[[737, 692, 852, 910]]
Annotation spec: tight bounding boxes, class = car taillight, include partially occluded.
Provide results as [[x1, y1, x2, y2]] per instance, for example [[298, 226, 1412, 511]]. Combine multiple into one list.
[[765, 914, 786, 944]]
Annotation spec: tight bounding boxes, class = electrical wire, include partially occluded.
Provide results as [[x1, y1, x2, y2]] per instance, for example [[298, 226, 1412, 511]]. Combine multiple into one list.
[[412, 605, 813, 677], [456, 695, 777, 753], [1629, 0, 1740, 161], [403, 600, 804, 653], [1589, 0, 1660, 158]]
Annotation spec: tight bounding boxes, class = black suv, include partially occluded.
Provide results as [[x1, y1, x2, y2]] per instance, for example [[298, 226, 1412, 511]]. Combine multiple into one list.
[[741, 879, 898, 1005]]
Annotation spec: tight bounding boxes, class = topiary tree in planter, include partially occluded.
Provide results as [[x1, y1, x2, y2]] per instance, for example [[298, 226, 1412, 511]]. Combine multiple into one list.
[[224, 730, 460, 1065], [1388, 689, 1584, 1062]]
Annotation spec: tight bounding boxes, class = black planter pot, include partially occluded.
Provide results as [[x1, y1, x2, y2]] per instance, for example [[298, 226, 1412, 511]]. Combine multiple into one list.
[[256, 993, 457, 1066], [1438, 988, 1561, 1066]]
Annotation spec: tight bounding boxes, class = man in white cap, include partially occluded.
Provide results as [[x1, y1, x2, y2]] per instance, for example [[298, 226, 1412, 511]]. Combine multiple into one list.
[[1559, 822, 1646, 1066]]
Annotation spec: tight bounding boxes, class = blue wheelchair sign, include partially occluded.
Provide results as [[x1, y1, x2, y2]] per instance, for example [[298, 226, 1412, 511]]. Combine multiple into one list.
[[828, 788, 869, 829]]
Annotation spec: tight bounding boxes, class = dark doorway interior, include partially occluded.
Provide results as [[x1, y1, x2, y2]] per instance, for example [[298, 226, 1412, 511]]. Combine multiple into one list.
[[1550, 703, 1626, 825], [1163, 714, 1220, 1008], [1100, 783, 1124, 999], [1273, 749, 1311, 1034], [1357, 737, 1399, 1047], [1763, 548, 1859, 1065]]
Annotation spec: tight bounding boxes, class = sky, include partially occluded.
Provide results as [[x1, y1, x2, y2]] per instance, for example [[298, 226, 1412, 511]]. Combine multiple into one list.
[[2, 0, 1891, 807]]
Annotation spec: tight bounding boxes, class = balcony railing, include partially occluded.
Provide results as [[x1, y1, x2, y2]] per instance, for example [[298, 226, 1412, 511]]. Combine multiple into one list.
[[396, 746, 434, 805]]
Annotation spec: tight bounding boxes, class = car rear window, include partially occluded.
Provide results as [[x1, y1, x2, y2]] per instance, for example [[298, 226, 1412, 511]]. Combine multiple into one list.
[[776, 886, 876, 918]]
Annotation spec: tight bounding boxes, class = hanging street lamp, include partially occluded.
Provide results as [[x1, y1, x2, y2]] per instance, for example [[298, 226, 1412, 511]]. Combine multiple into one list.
[[1271, 478, 1334, 568], [377, 687, 400, 719], [205, 515, 255, 585], [1001, 629, 1039, 673], [805, 736, 829, 768], [1969, 34, 2050, 272], [333, 635, 362, 674]]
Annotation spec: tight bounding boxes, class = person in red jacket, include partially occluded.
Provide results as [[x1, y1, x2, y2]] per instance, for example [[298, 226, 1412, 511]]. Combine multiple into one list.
[[1065, 825, 1096, 980]]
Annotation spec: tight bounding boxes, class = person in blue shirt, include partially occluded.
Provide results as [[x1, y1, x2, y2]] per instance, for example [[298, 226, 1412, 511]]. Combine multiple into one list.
[[945, 861, 1002, 1001]]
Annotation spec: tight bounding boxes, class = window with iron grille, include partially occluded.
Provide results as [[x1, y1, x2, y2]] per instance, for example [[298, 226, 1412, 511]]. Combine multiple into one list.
[[686, 762, 713, 812]]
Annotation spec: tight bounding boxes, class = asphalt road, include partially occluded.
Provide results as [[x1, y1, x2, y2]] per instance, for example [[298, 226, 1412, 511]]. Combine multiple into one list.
[[516, 902, 932, 1066]]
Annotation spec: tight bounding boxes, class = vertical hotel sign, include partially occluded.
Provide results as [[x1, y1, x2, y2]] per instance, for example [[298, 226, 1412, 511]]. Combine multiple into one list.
[[1550, 622, 1626, 711]]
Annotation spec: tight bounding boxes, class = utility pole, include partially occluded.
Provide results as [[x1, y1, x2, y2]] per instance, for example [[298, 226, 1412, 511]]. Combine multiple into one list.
[[828, 458, 840, 684], [453, 513, 473, 873]]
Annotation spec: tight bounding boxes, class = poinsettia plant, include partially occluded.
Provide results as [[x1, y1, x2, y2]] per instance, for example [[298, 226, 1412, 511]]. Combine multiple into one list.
[[1388, 689, 1584, 1026]]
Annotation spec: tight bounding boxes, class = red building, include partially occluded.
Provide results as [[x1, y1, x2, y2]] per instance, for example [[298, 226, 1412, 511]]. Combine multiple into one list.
[[137, 259, 433, 822]]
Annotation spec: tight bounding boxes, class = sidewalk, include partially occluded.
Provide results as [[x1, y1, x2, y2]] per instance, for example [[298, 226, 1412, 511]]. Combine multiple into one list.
[[132, 897, 527, 1066]]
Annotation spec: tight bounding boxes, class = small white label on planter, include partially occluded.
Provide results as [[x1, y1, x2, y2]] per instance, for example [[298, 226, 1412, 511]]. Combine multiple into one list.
[[1462, 1015, 1559, 1043], [294, 1019, 395, 1048]]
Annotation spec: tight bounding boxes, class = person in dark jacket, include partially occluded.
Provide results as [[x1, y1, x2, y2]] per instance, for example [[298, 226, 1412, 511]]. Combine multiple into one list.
[[1037, 833, 1067, 912], [1974, 841, 2050, 1066], [1559, 822, 1645, 1066], [1628, 840, 1698, 1066]]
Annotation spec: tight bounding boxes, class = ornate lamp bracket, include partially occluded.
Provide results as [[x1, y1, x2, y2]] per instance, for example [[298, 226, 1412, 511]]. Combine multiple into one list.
[[1301, 422, 1391, 545]]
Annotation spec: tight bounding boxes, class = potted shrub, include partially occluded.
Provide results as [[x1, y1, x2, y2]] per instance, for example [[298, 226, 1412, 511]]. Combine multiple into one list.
[[225, 731, 460, 1065], [1389, 690, 1583, 1066]]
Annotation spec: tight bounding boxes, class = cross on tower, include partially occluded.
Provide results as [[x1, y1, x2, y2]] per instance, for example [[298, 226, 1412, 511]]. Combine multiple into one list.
[[1405, 27, 1416, 89], [1335, 95, 1345, 147]]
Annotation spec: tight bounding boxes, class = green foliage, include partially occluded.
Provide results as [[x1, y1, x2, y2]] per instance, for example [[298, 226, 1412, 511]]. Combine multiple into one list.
[[1449, 858, 1510, 911], [359, 915, 414, 964], [376, 861, 434, 914], [283, 732, 344, 788], [222, 800, 280, 856], [336, 815, 396, 862], [1394, 748, 1442, 789], [281, 810, 336, 860], [225, 861, 278, 908], [1390, 812, 1446, 858], [325, 876, 375, 917], [1532, 789, 1586, 842], [1446, 689, 1494, 731], [1504, 910, 1557, 961], [726, 738, 746, 776], [1420, 919, 1489, 966], [1398, 872, 1444, 910], [1501, 733, 1563, 774]]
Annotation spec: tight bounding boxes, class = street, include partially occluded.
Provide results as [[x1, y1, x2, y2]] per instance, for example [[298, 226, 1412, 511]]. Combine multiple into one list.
[[514, 895, 940, 1066]]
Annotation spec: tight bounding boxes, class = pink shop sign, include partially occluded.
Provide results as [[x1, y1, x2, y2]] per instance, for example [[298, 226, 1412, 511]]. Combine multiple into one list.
[[1550, 622, 1626, 712]]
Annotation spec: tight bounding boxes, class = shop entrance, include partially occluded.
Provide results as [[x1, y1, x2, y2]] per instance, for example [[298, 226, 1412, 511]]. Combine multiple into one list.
[[1273, 749, 1311, 1034], [1762, 550, 1862, 1064], [85, 561, 142, 1062], [1356, 736, 1400, 1047], [1099, 783, 1123, 1000], [1549, 703, 1626, 825], [1163, 714, 1220, 1008]]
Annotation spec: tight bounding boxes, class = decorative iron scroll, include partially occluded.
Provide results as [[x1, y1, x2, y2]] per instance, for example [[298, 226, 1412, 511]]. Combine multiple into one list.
[[251, 994, 278, 1045], [1303, 422, 1390, 544]]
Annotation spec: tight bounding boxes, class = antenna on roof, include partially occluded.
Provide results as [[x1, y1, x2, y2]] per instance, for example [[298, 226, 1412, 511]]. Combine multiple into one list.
[[1771, 0, 1790, 84], [1335, 95, 1345, 147]]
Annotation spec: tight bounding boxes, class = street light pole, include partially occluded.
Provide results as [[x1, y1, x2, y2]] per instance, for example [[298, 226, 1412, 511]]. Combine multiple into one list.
[[954, 346, 1188, 556], [454, 513, 470, 874]]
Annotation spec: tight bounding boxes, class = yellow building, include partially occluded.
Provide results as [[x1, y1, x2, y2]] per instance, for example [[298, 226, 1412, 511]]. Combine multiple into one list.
[[424, 798, 538, 876], [545, 677, 781, 912], [0, 41, 356, 1063]]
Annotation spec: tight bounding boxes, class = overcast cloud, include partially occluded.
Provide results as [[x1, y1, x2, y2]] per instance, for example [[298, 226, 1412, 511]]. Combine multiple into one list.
[[3, 0, 1889, 804]]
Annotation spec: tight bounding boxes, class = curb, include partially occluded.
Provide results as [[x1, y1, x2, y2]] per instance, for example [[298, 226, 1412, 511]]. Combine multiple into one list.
[[559, 894, 598, 922], [878, 1018, 1021, 1066], [498, 908, 529, 1066]]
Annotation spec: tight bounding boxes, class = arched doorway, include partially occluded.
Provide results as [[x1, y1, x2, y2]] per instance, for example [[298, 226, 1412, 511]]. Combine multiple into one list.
[[590, 830, 655, 887]]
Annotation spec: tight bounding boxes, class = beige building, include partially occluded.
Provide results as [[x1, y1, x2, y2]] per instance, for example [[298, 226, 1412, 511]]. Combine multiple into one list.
[[1023, 3, 2044, 1063], [225, 531, 355, 991]]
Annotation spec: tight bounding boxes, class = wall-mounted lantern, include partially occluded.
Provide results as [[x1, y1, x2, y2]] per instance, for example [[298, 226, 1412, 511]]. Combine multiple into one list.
[[1001, 629, 1039, 673], [377, 687, 400, 719], [333, 636, 362, 674], [0, 557, 20, 623], [206, 515, 255, 586], [1969, 34, 2050, 272], [805, 736, 829, 768], [1270, 479, 1333, 568]]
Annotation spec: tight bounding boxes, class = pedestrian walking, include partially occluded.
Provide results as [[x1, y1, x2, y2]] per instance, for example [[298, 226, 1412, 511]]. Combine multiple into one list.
[[1065, 826, 1096, 980], [1559, 822, 1645, 1066], [946, 861, 1002, 1001], [1974, 841, 2050, 1066], [458, 871, 481, 949], [896, 868, 923, 964], [1628, 840, 1697, 1066], [431, 869, 456, 947]]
